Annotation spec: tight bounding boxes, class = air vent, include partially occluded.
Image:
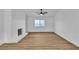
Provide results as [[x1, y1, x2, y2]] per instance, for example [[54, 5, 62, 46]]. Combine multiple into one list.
[[18, 28, 22, 36]]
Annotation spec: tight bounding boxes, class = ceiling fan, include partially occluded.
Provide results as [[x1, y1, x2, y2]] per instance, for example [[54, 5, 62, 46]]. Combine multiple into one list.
[[36, 9, 48, 16]]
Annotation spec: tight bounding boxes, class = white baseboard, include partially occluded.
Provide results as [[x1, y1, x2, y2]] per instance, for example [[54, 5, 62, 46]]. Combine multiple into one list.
[[55, 32, 79, 47], [1, 33, 28, 45], [0, 42, 4, 45], [15, 33, 28, 43]]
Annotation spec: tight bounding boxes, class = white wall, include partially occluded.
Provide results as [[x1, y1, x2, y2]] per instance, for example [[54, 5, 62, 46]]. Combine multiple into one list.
[[4, 9, 12, 43], [55, 9, 79, 47], [25, 14, 28, 33], [0, 9, 13, 44], [12, 9, 28, 43], [0, 10, 4, 45], [0, 9, 28, 45], [27, 16, 55, 32]]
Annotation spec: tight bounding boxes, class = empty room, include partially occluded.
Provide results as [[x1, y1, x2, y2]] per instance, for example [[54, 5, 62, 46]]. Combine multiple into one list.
[[0, 9, 79, 50]]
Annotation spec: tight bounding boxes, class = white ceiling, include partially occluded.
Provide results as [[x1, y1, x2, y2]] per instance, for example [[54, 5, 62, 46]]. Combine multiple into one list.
[[25, 9, 59, 17]]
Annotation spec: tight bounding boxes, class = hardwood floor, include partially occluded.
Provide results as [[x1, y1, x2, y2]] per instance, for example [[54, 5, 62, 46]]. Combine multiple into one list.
[[0, 32, 79, 50]]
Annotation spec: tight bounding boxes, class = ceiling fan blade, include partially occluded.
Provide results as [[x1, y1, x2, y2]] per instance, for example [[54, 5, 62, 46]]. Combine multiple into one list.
[[43, 12, 48, 14]]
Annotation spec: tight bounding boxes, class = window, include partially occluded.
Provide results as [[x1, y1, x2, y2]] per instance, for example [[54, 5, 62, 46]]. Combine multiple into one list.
[[34, 20, 45, 27]]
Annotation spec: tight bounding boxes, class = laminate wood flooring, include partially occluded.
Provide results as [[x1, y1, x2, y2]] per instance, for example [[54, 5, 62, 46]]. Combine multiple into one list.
[[0, 32, 79, 50]]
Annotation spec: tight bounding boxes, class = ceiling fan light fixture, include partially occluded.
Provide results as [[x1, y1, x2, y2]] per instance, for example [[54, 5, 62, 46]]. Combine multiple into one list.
[[40, 13, 43, 16], [36, 9, 48, 16]]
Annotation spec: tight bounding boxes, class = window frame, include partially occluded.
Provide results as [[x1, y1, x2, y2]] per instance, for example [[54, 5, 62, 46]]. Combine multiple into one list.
[[34, 20, 45, 28]]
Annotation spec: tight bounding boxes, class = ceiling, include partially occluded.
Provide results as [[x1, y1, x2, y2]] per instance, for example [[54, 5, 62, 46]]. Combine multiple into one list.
[[25, 9, 59, 17]]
